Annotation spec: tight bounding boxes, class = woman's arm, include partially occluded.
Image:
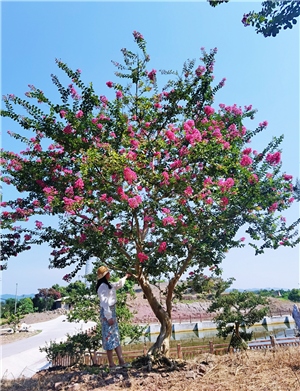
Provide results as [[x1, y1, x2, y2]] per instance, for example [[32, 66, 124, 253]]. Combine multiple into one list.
[[110, 274, 131, 290]]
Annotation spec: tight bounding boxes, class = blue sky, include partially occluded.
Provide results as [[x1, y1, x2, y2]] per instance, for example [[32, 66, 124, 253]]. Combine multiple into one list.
[[1, 1, 299, 295]]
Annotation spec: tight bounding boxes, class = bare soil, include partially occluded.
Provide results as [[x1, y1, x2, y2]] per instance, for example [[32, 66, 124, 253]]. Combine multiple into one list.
[[2, 346, 300, 390]]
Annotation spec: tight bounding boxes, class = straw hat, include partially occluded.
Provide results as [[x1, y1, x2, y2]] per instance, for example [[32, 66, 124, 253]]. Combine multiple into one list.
[[97, 266, 110, 280]]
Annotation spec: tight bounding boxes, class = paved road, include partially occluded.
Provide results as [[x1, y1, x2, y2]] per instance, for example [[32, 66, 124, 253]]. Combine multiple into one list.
[[1, 315, 97, 380]]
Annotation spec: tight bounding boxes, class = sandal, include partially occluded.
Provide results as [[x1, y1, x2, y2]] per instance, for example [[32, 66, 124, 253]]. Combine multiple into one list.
[[121, 362, 132, 368]]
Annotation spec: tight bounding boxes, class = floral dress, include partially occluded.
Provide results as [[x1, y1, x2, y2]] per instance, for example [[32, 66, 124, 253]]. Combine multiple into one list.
[[100, 304, 120, 350]]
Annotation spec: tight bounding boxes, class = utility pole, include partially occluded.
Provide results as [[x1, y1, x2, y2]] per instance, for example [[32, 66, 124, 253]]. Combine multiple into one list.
[[14, 283, 18, 314]]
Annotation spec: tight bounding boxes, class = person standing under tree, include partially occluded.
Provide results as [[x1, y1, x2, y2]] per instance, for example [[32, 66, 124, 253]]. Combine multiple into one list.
[[96, 266, 131, 368]]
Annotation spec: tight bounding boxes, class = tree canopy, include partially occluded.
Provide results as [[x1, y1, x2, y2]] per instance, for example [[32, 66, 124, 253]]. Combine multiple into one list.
[[209, 1, 300, 37], [1, 31, 299, 354]]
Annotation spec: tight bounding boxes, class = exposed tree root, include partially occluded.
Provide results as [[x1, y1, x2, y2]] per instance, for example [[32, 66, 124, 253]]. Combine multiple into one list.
[[132, 353, 187, 372]]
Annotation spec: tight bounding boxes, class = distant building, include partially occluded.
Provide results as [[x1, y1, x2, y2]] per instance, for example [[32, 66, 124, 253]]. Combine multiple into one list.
[[53, 297, 72, 310]]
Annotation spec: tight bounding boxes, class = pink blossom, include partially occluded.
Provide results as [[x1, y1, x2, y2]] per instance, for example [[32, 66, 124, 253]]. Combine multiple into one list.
[[266, 173, 273, 179], [116, 91, 123, 99], [79, 233, 87, 243], [100, 194, 107, 201], [248, 174, 258, 184], [110, 132, 116, 138], [204, 177, 213, 187], [106, 81, 113, 88], [163, 216, 176, 226], [206, 198, 213, 205], [62, 274, 71, 282], [242, 148, 252, 155], [184, 186, 193, 197], [24, 234, 31, 241], [34, 144, 42, 152], [158, 242, 167, 253], [126, 151, 137, 161], [195, 65, 206, 77], [130, 139, 140, 148], [266, 152, 281, 165], [124, 167, 137, 184], [60, 110, 67, 118], [63, 124, 73, 134], [281, 217, 286, 222], [162, 171, 169, 185], [166, 130, 176, 141], [289, 197, 295, 203], [220, 197, 229, 206], [76, 110, 83, 118], [240, 237, 245, 242], [148, 69, 157, 81], [128, 198, 138, 208], [162, 208, 170, 214], [268, 202, 278, 213], [204, 106, 215, 116], [138, 252, 148, 263], [240, 155, 253, 167], [74, 178, 84, 189], [283, 174, 293, 181], [35, 220, 43, 229]]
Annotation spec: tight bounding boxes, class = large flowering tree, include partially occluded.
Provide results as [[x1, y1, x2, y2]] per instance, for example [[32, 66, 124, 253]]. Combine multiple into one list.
[[1, 32, 299, 356]]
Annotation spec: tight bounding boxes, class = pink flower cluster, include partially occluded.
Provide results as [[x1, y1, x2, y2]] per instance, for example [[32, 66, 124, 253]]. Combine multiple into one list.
[[63, 274, 71, 282], [283, 174, 293, 181], [166, 130, 177, 141], [204, 106, 215, 116], [220, 197, 229, 207], [240, 155, 253, 167], [138, 252, 148, 263], [248, 174, 258, 185], [124, 167, 137, 184], [75, 178, 84, 189], [163, 216, 176, 226], [76, 110, 83, 118], [184, 120, 202, 146], [148, 69, 157, 81], [266, 152, 281, 166], [133, 30, 144, 41], [128, 195, 142, 209], [35, 220, 43, 229], [116, 91, 123, 99], [195, 65, 206, 77], [218, 178, 234, 192], [268, 202, 278, 213], [184, 186, 193, 197], [158, 242, 167, 253]]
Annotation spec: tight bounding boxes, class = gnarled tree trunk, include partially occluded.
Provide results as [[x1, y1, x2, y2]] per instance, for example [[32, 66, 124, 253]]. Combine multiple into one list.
[[137, 273, 173, 356]]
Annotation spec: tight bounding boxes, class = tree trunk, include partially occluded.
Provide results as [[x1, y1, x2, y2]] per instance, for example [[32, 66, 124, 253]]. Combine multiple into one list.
[[138, 274, 173, 357]]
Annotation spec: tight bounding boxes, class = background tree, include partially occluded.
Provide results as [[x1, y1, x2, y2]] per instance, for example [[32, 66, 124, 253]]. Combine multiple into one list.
[[187, 270, 235, 299], [209, 1, 300, 37], [32, 288, 61, 312], [288, 288, 300, 303], [1, 32, 299, 356], [208, 290, 269, 349], [18, 297, 34, 314]]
